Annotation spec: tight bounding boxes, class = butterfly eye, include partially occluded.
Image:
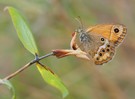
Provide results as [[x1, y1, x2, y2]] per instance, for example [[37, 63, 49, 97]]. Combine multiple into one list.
[[114, 28, 119, 33]]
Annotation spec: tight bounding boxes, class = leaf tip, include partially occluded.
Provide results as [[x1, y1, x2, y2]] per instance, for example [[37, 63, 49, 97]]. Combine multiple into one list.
[[62, 90, 69, 98]]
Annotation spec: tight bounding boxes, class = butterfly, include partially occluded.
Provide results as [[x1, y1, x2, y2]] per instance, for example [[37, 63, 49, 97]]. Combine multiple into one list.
[[74, 23, 127, 65]]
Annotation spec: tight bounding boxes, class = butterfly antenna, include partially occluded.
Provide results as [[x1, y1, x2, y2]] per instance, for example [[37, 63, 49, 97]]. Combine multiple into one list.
[[75, 16, 84, 30]]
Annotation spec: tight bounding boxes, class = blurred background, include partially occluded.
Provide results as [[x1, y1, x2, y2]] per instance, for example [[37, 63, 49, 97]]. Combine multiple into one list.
[[0, 0, 135, 99]]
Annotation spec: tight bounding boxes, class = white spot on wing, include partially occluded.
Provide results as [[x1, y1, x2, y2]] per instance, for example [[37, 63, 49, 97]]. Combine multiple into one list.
[[94, 39, 109, 59]]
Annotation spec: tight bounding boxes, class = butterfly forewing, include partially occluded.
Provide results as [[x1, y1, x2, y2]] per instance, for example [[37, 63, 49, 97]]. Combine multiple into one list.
[[86, 24, 127, 47]]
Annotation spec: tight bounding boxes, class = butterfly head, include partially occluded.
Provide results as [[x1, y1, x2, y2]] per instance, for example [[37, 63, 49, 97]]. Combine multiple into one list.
[[74, 17, 90, 43]]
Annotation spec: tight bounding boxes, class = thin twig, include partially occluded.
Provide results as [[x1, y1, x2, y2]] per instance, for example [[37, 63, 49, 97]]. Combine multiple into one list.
[[38, 52, 54, 61], [3, 52, 54, 80], [4, 62, 32, 80]]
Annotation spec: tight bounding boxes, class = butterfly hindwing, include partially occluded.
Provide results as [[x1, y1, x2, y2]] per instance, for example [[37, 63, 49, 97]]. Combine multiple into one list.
[[93, 39, 115, 65]]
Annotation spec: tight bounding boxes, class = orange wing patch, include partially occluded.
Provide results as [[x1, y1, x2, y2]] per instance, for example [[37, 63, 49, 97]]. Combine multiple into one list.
[[86, 24, 127, 47], [86, 24, 113, 39]]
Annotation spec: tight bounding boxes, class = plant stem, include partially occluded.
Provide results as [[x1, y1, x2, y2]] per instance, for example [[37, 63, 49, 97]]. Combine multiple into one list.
[[3, 52, 54, 80], [38, 52, 54, 61], [4, 62, 32, 80]]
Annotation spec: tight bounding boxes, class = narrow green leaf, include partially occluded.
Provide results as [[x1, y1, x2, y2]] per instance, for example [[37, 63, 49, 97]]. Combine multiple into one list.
[[36, 63, 69, 98], [0, 79, 16, 99], [7, 7, 38, 55]]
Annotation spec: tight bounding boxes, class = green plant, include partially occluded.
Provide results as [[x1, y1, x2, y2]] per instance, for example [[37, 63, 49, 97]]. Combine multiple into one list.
[[0, 7, 69, 99]]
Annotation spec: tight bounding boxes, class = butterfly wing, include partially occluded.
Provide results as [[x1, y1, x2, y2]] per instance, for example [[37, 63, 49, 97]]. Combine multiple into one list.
[[75, 31, 102, 54], [86, 24, 127, 47], [92, 39, 115, 65], [76, 32, 112, 65], [79, 33, 115, 65], [86, 24, 127, 65]]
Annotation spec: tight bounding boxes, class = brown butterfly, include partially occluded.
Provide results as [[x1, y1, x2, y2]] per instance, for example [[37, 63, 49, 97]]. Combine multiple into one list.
[[75, 24, 127, 65]]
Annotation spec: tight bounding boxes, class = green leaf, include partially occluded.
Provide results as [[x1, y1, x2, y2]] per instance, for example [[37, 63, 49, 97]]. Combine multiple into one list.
[[36, 63, 69, 98], [7, 7, 38, 55], [0, 79, 16, 99]]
